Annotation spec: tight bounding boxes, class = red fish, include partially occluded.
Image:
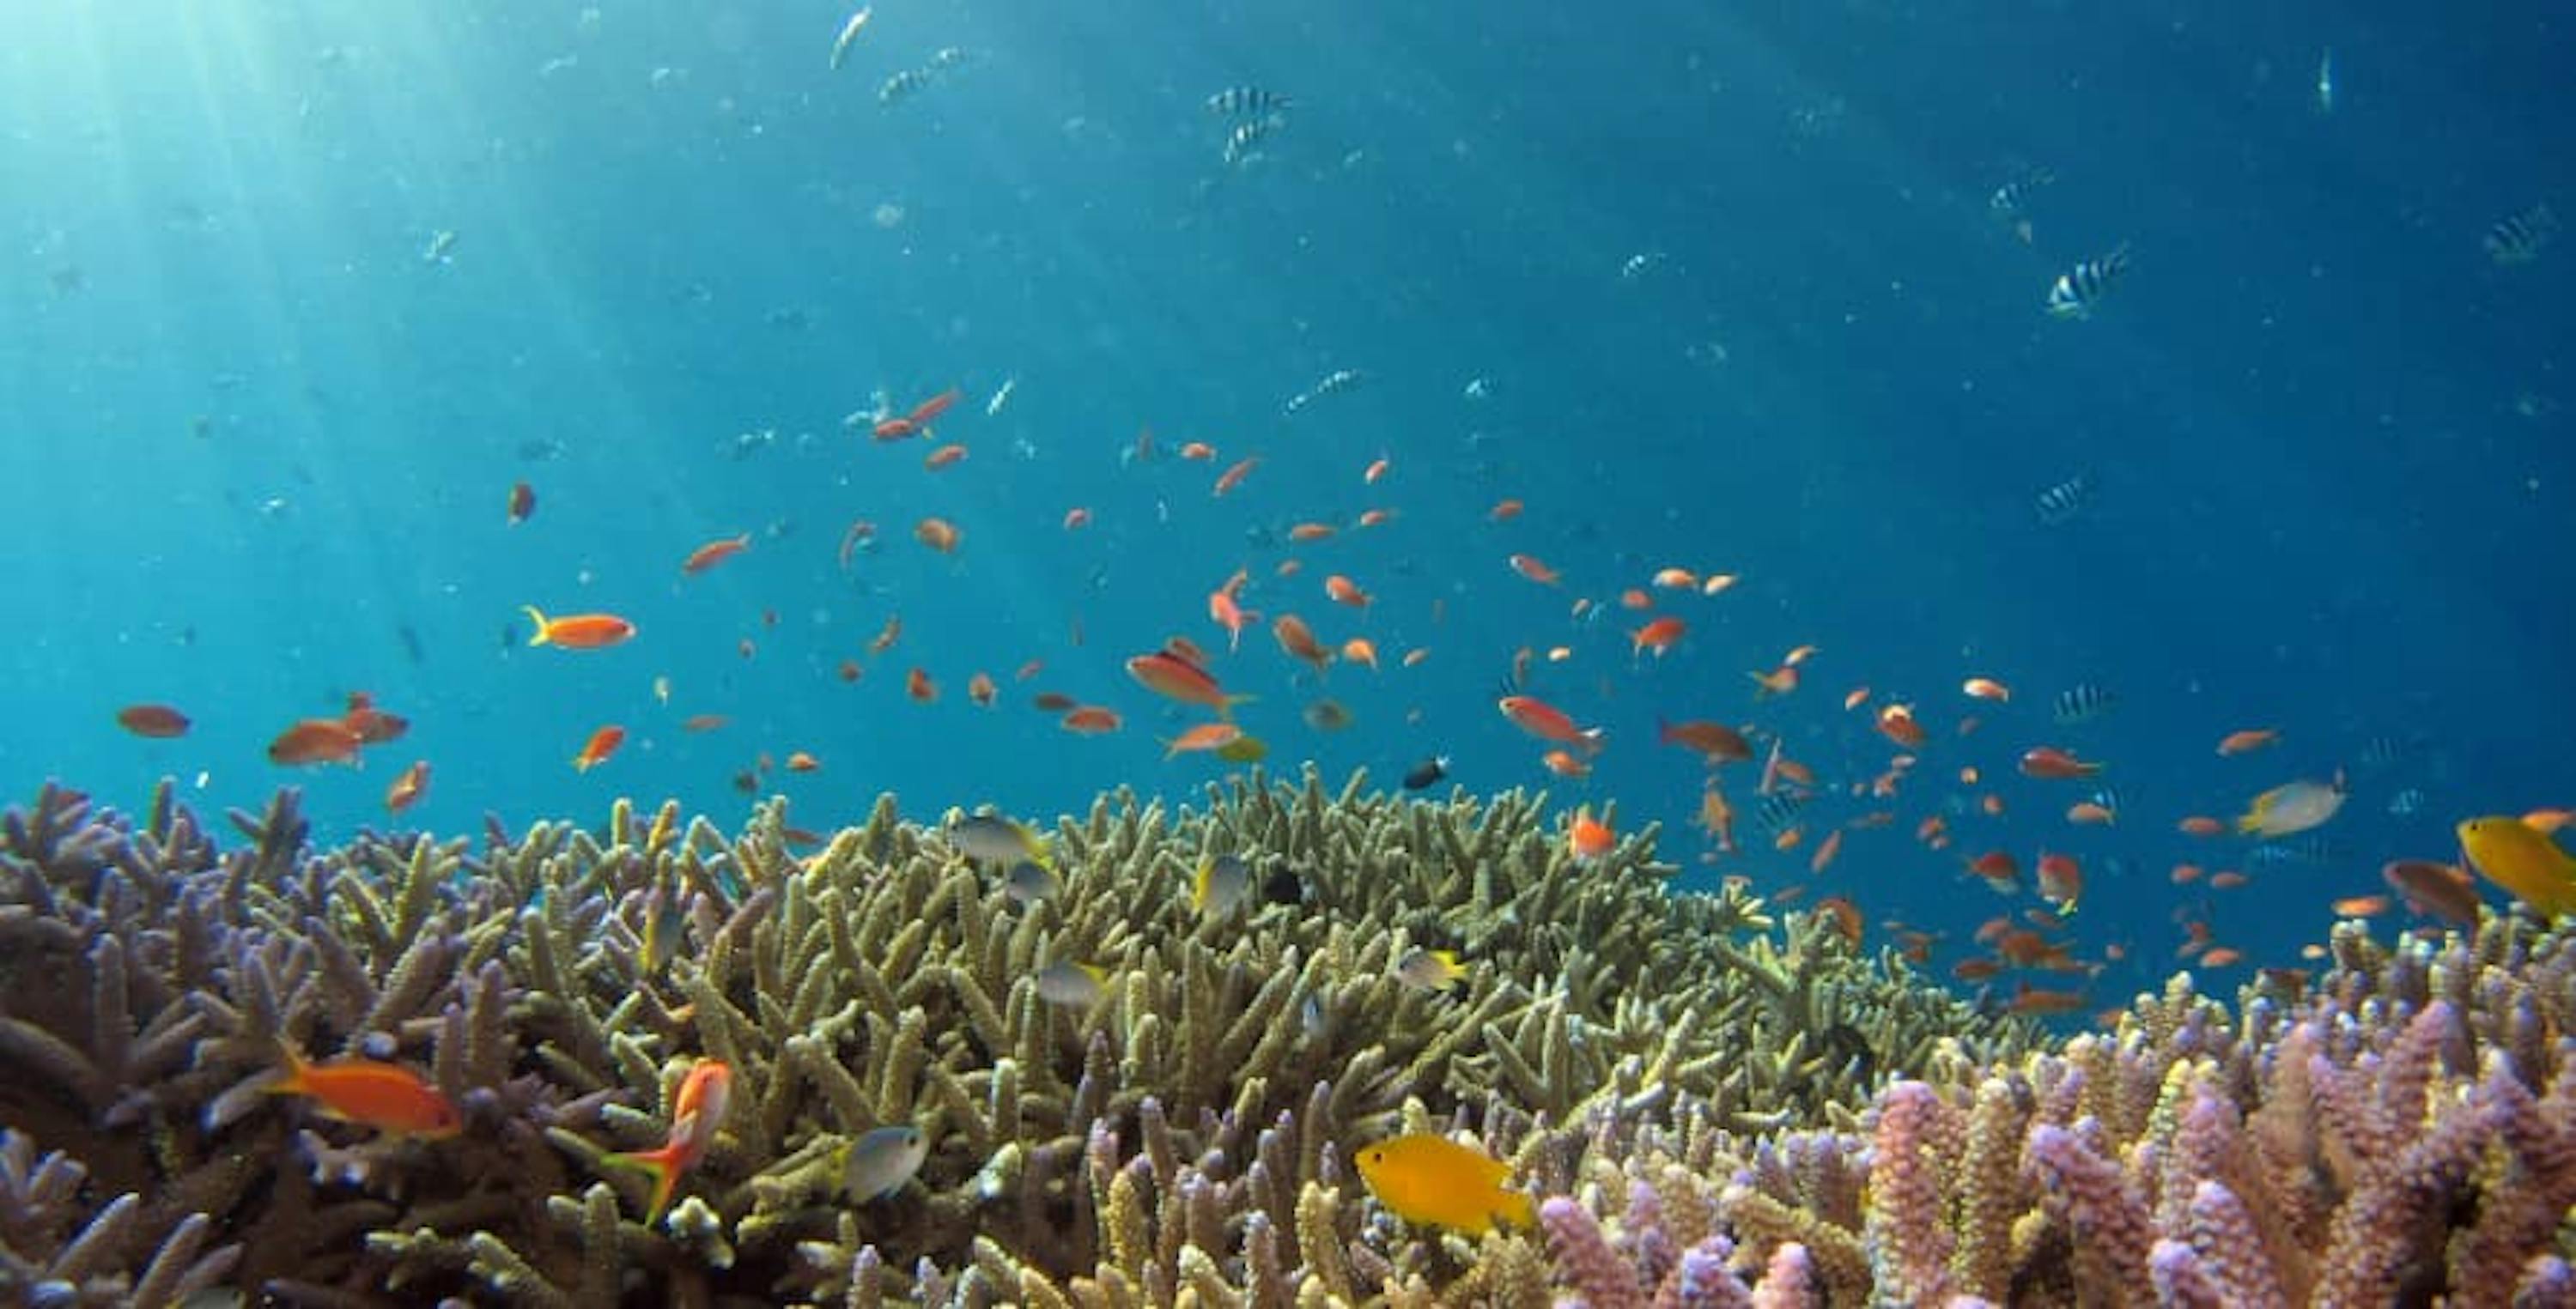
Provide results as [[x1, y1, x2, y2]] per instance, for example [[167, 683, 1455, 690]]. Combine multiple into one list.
[[269, 718, 366, 767], [2018, 747, 2103, 779], [574, 726, 626, 773], [384, 761, 431, 815], [341, 692, 410, 744], [1498, 695, 1603, 754], [682, 533, 752, 575], [1629, 616, 1685, 658], [524, 606, 636, 650], [115, 704, 191, 738], [269, 1049, 462, 1138], [507, 481, 537, 524], [603, 1058, 732, 1220], [906, 388, 962, 427], [1127, 650, 1247, 716]]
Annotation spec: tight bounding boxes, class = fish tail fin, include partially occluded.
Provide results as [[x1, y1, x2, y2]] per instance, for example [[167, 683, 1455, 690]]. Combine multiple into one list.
[[266, 1045, 313, 1096], [600, 1145, 683, 1220], [2233, 813, 2263, 835], [1498, 1191, 1538, 1231], [522, 605, 552, 646], [1219, 693, 1258, 720], [1581, 728, 1607, 755]]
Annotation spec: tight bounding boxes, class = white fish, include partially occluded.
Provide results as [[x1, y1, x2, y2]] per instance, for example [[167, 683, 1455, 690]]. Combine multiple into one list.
[[422, 230, 459, 264], [986, 377, 1017, 416], [830, 7, 872, 71], [1192, 854, 1252, 918], [2314, 48, 2334, 115], [841, 1124, 927, 1200], [1034, 961, 1107, 1008], [945, 809, 1049, 867], [2237, 775, 2348, 839]]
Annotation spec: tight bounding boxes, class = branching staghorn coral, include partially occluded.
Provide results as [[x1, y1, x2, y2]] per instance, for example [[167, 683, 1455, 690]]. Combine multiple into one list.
[[0, 767, 2040, 1305]]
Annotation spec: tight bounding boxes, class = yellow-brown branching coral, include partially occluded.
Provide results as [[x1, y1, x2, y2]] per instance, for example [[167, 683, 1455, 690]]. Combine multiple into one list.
[[0, 769, 2032, 1303]]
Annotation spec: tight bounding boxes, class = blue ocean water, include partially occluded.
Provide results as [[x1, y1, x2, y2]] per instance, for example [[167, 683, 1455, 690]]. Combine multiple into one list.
[[3, 1, 2567, 998]]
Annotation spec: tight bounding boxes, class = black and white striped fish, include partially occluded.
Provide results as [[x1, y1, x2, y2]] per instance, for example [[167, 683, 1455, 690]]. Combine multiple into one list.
[[2045, 245, 2130, 318], [1285, 368, 1364, 414], [2359, 733, 2421, 769], [1756, 790, 1805, 837], [2484, 203, 2558, 265], [2051, 684, 2116, 725], [878, 67, 933, 106], [1221, 115, 1282, 167], [1207, 86, 1291, 118], [1988, 167, 2054, 218], [2035, 472, 2092, 525]]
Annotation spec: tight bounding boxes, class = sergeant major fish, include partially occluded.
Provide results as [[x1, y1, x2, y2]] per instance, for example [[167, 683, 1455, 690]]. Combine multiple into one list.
[[2046, 245, 2130, 318]]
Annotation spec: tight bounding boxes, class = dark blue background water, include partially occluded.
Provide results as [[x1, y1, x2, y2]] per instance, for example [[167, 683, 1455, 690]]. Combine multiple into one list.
[[4, 0, 2567, 999]]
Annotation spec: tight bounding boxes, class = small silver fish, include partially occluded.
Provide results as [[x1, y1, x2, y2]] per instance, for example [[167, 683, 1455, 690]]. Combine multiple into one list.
[[1034, 960, 1107, 1008], [842, 1124, 928, 1201], [946, 809, 1048, 867], [1003, 859, 1060, 906], [829, 6, 872, 71], [1193, 854, 1252, 918], [1394, 948, 1466, 993]]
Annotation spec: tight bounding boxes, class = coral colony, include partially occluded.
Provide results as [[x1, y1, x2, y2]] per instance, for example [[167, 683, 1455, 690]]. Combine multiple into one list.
[[1, 771, 2571, 1305]]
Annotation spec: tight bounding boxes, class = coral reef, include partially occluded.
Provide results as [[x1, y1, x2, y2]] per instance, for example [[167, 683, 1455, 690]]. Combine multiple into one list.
[[0, 770, 2024, 1304], [4, 770, 2569, 1306]]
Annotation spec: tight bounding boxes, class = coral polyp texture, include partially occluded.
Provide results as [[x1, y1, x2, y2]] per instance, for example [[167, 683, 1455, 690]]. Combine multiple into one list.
[[1, 771, 2571, 1306]]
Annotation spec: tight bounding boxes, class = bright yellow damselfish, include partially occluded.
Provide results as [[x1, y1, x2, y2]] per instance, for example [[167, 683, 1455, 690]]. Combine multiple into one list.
[[1352, 1133, 1535, 1235], [2458, 816, 2576, 918]]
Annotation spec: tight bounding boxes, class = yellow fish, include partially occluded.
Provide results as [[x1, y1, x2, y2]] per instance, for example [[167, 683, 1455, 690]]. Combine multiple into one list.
[[1353, 1134, 1535, 1234], [2458, 816, 2576, 918]]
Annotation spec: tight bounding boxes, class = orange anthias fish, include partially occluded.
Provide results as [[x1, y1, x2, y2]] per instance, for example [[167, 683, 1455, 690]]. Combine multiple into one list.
[[1212, 456, 1261, 496], [905, 387, 962, 427], [1498, 695, 1603, 754], [116, 703, 191, 737], [342, 692, 410, 743], [1629, 615, 1685, 658], [1271, 615, 1334, 676], [1353, 1134, 1535, 1235], [681, 532, 752, 575], [2216, 728, 2280, 756], [524, 606, 636, 650], [269, 1049, 463, 1138], [1657, 718, 1752, 765], [1209, 579, 1261, 651], [2019, 747, 2103, 779], [268, 717, 366, 767], [574, 725, 627, 773], [1127, 649, 1249, 717], [914, 517, 963, 554], [384, 761, 431, 815], [1875, 704, 1927, 749], [1567, 806, 1614, 861], [603, 1058, 732, 1221], [1163, 722, 1246, 759]]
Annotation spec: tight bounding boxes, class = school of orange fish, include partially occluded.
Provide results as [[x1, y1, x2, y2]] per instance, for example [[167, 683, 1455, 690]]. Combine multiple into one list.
[[106, 383, 2574, 1026]]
